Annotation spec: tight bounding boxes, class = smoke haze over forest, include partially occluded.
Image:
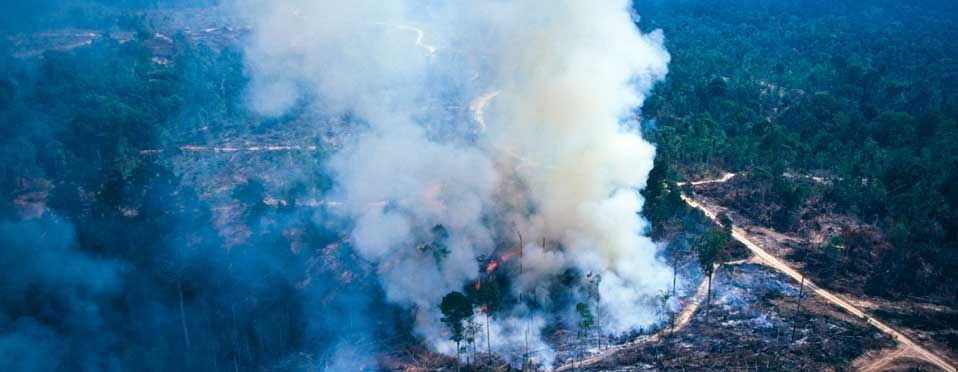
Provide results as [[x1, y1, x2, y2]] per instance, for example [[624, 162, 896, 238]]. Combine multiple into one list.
[[1, 0, 957, 371]]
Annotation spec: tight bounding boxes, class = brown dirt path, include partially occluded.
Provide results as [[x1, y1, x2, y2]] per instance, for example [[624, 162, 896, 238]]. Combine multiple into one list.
[[554, 258, 756, 371], [681, 173, 955, 372]]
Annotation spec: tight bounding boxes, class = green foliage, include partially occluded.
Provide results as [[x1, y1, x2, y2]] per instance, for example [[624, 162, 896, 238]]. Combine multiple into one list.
[[469, 277, 503, 314], [718, 213, 733, 235], [656, 289, 673, 318], [428, 225, 451, 263], [695, 227, 728, 277], [0, 16, 374, 371], [575, 302, 594, 331], [636, 0, 958, 296], [439, 291, 473, 344], [819, 235, 846, 280], [641, 158, 690, 233]]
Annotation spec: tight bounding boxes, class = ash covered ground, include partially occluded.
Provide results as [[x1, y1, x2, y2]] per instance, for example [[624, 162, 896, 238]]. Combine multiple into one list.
[[693, 175, 958, 367], [582, 263, 891, 371]]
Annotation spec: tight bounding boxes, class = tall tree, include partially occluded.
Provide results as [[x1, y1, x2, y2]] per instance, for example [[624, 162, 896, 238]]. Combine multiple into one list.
[[439, 291, 473, 370], [574, 302, 594, 369], [469, 277, 502, 364], [695, 227, 728, 323], [657, 290, 675, 334]]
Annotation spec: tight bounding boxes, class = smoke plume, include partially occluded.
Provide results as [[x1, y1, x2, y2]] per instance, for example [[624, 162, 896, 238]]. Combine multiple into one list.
[[240, 0, 672, 362]]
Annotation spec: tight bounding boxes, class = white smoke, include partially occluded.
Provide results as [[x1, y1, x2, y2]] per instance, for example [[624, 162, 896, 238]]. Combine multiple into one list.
[[238, 0, 672, 363]]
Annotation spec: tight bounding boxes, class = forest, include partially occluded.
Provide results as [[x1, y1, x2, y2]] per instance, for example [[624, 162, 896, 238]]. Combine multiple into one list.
[[1, 0, 957, 371], [637, 0, 958, 300], [0, 16, 390, 371]]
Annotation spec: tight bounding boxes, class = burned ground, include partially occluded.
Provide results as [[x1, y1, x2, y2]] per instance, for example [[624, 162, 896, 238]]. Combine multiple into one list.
[[583, 263, 891, 371], [689, 173, 958, 368]]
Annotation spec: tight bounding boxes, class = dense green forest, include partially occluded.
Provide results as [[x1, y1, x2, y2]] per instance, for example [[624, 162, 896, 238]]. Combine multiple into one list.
[[637, 0, 958, 298]]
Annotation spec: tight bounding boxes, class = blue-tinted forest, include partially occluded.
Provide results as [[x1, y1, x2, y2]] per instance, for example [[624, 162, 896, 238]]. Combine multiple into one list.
[[1, 0, 957, 370]]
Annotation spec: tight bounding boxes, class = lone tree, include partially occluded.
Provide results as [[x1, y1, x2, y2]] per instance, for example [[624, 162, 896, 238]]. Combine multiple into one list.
[[695, 227, 729, 323], [440, 291, 474, 370], [718, 213, 733, 235], [575, 302, 594, 337], [574, 302, 595, 368], [657, 289, 675, 334]]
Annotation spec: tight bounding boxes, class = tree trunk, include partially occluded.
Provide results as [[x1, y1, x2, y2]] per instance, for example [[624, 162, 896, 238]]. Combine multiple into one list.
[[178, 280, 192, 349], [486, 312, 491, 365], [524, 321, 529, 370], [705, 272, 713, 324], [791, 275, 806, 344], [595, 298, 601, 350], [578, 331, 582, 371], [456, 341, 461, 372], [573, 331, 578, 372], [672, 256, 678, 297]]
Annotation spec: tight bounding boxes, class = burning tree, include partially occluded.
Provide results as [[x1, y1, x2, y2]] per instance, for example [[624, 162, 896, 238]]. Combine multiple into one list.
[[440, 291, 473, 370], [468, 273, 503, 365]]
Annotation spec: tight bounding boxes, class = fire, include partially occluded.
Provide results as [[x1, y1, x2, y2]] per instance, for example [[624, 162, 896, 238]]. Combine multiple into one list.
[[474, 280, 481, 291], [485, 259, 499, 274], [500, 248, 521, 262]]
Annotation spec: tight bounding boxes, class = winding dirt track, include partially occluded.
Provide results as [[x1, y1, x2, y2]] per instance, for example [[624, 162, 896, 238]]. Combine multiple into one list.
[[391, 24, 437, 57], [554, 173, 954, 371], [554, 258, 753, 371], [469, 90, 501, 132], [681, 173, 955, 372]]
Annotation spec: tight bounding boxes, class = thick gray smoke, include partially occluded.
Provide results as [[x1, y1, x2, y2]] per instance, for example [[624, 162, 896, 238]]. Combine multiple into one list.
[[239, 0, 671, 362]]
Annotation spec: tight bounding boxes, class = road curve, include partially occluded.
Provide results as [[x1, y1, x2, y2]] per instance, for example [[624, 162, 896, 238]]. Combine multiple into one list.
[[681, 173, 955, 372], [554, 258, 756, 371], [554, 263, 709, 371]]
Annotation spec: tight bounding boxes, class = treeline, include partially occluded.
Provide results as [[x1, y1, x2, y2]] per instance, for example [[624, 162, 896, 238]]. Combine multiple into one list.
[[0, 0, 222, 33], [636, 0, 958, 298]]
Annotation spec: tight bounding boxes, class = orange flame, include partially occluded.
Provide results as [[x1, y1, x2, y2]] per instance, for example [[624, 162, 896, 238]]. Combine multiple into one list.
[[475, 280, 481, 291], [485, 259, 499, 274]]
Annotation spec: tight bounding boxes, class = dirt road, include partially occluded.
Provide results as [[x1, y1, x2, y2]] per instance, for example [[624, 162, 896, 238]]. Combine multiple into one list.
[[393, 24, 437, 57], [555, 173, 954, 371], [469, 90, 500, 132], [682, 173, 955, 372], [554, 258, 754, 371]]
